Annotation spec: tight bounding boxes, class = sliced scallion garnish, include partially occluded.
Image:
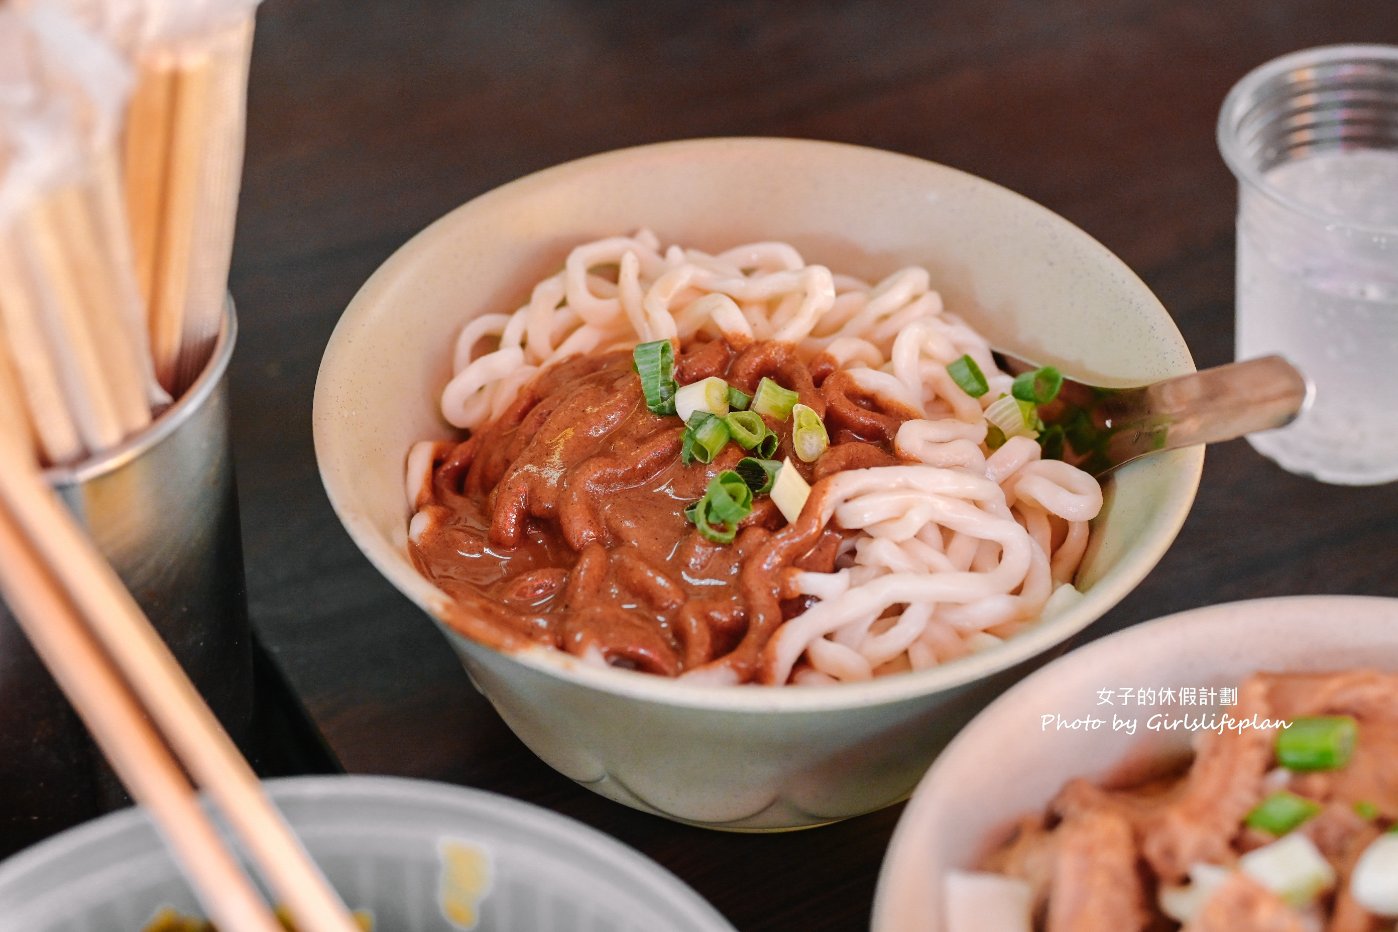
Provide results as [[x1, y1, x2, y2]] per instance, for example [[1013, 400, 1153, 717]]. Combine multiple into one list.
[[735, 457, 782, 495], [790, 403, 829, 463], [985, 423, 1007, 451], [1352, 832, 1398, 914], [1011, 365, 1064, 405], [947, 354, 989, 398], [695, 507, 735, 543], [770, 458, 811, 524], [675, 376, 731, 423], [1354, 800, 1381, 821], [984, 394, 1040, 442], [1277, 716, 1358, 772], [750, 377, 800, 420], [684, 470, 754, 543], [704, 471, 753, 523], [724, 410, 769, 450], [727, 385, 752, 411], [633, 340, 677, 415], [1245, 791, 1322, 835], [680, 411, 731, 465], [756, 430, 779, 458], [1238, 833, 1336, 908]]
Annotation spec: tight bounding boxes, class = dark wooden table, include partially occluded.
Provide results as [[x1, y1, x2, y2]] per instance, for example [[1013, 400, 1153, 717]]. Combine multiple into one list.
[[227, 3, 1398, 929]]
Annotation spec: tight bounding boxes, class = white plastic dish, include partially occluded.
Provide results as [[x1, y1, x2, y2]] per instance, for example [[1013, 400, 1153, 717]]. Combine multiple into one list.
[[0, 775, 736, 932], [872, 594, 1398, 931]]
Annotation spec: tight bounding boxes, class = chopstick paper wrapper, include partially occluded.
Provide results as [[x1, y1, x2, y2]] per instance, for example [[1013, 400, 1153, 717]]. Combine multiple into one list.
[[0, 4, 168, 465], [124, 9, 257, 396]]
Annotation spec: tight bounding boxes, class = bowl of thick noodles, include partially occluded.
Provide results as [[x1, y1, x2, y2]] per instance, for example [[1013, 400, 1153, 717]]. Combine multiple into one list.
[[873, 595, 1398, 931], [313, 137, 1202, 830]]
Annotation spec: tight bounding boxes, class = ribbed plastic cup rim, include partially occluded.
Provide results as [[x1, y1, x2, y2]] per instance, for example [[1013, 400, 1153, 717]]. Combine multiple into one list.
[[1217, 43, 1398, 238]]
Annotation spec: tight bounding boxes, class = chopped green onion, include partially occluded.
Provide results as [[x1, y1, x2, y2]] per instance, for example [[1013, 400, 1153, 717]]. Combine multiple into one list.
[[735, 457, 782, 495], [755, 431, 779, 458], [727, 386, 752, 410], [1038, 424, 1066, 460], [791, 403, 829, 463], [1062, 406, 1099, 454], [1352, 833, 1398, 914], [684, 470, 754, 544], [692, 504, 736, 544], [724, 410, 769, 450], [1354, 800, 1382, 821], [985, 423, 1007, 451], [1277, 716, 1358, 772], [947, 354, 989, 398], [1239, 834, 1336, 908], [750, 377, 800, 420], [705, 470, 753, 523], [770, 458, 811, 524], [680, 411, 731, 465], [1011, 365, 1064, 405], [633, 340, 677, 415], [984, 394, 1040, 442], [675, 376, 730, 423], [1246, 791, 1322, 835], [943, 872, 1035, 932], [1158, 863, 1232, 925]]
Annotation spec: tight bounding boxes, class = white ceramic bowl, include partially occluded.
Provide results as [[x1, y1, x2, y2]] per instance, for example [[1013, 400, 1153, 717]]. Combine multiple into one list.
[[873, 594, 1398, 930], [0, 774, 735, 931], [313, 137, 1202, 830]]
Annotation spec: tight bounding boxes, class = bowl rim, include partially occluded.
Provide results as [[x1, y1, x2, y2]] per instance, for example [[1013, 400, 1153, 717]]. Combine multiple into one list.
[[870, 593, 1398, 930], [313, 135, 1203, 713], [0, 774, 737, 930]]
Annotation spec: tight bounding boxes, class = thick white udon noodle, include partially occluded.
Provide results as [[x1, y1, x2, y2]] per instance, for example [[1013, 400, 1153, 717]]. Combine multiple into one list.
[[412, 230, 1102, 686]]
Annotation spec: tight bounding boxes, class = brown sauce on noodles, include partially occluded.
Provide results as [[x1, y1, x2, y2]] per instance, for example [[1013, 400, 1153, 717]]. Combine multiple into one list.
[[409, 338, 917, 684]]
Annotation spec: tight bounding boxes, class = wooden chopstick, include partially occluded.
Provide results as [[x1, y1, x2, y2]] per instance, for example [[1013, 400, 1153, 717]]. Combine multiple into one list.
[[123, 56, 176, 317], [89, 146, 171, 411], [0, 235, 82, 465], [148, 50, 211, 395], [0, 322, 38, 457], [0, 448, 362, 932], [48, 181, 152, 437], [0, 498, 282, 932], [21, 195, 128, 452], [171, 18, 255, 395]]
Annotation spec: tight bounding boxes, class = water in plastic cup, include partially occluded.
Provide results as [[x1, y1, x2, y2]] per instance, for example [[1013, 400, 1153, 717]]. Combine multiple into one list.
[[1220, 45, 1398, 485]]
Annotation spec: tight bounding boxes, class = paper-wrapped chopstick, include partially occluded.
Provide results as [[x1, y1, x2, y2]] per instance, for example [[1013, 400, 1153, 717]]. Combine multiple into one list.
[[0, 4, 170, 465], [3, 0, 264, 465], [0, 238, 84, 464], [0, 320, 39, 457], [113, 0, 260, 395]]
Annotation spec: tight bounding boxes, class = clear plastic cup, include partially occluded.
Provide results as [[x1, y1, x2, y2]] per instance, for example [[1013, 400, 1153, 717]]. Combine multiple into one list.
[[1219, 45, 1398, 485], [0, 775, 736, 932]]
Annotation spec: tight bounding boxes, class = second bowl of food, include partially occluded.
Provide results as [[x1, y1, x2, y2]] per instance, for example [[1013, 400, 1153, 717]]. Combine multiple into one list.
[[874, 594, 1398, 930], [314, 137, 1201, 830]]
